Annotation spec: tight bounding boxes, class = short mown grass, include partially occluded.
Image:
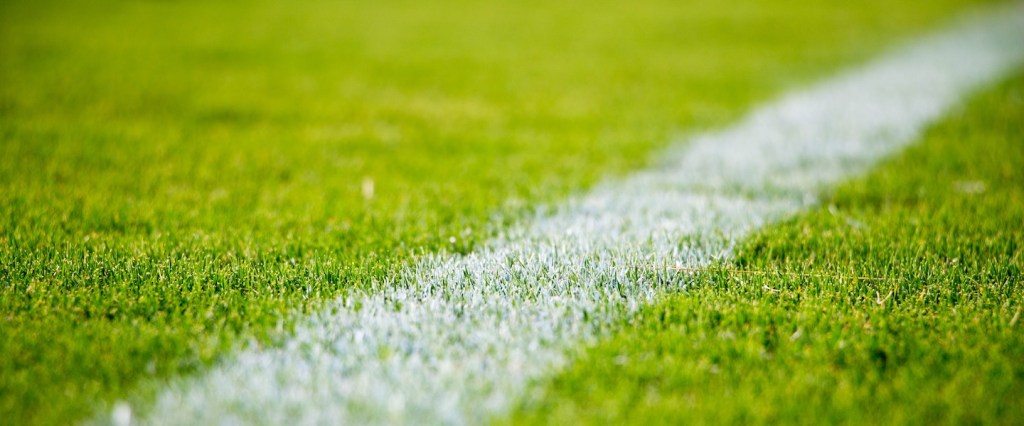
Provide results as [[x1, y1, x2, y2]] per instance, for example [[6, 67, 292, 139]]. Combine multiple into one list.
[[510, 72, 1024, 424], [0, 0, 1003, 424]]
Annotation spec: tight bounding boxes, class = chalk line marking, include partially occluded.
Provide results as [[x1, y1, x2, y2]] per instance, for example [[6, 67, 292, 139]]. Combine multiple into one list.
[[131, 5, 1023, 425]]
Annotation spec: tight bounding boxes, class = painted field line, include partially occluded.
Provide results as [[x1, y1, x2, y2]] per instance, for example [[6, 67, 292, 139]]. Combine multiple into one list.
[[130, 5, 1023, 425]]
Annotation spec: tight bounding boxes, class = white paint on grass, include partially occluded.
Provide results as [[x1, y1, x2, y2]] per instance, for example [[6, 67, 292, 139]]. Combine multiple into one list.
[[137, 5, 1024, 425]]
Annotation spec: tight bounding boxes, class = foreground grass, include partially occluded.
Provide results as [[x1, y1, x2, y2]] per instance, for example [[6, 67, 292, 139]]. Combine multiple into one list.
[[0, 0, 1001, 423], [511, 73, 1024, 424]]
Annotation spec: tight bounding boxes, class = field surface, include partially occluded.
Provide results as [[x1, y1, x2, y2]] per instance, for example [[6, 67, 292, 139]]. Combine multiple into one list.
[[0, 0, 1020, 424], [511, 71, 1024, 426]]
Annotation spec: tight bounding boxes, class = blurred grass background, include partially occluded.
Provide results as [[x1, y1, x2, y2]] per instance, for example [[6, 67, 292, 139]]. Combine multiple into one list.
[[0, 0, 1000, 423]]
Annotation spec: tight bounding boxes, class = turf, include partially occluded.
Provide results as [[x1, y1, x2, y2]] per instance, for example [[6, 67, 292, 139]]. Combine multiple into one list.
[[508, 72, 1024, 424], [0, 0, 1004, 424]]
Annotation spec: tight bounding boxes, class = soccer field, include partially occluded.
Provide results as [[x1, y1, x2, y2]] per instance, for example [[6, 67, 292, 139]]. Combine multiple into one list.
[[1, 1, 1022, 424]]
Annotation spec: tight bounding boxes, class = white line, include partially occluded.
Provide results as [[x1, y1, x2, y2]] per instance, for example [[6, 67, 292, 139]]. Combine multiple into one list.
[[131, 6, 1024, 425]]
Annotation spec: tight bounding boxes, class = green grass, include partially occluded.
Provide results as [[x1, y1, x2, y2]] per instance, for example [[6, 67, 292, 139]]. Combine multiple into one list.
[[509, 72, 1024, 425], [0, 0, 1002, 424]]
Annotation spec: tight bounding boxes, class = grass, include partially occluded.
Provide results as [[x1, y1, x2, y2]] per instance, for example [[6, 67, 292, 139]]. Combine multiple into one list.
[[509, 72, 1024, 424], [0, 0, 1004, 424]]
